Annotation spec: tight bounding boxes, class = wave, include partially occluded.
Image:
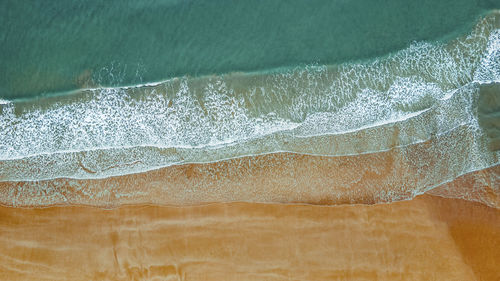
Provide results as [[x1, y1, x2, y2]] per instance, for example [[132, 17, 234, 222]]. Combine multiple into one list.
[[1, 11, 499, 182], [1, 128, 497, 207]]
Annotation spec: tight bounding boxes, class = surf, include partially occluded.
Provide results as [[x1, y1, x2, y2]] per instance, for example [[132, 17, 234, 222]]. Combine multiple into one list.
[[1, 11, 499, 182]]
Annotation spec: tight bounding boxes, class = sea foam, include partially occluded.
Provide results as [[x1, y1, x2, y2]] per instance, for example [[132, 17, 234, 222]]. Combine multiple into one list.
[[0, 12, 499, 181]]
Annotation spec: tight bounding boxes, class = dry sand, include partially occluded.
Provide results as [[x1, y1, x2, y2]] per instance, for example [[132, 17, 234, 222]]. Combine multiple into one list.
[[0, 194, 498, 281]]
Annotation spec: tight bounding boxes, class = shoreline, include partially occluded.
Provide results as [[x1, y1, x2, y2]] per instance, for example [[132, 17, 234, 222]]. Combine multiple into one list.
[[2, 151, 497, 208]]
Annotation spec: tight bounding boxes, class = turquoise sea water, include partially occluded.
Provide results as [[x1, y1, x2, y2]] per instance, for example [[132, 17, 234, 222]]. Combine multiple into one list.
[[0, 1, 499, 199], [0, 0, 496, 99]]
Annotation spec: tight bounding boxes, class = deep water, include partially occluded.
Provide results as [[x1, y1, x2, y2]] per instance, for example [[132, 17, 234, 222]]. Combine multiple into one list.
[[0, 0, 496, 99]]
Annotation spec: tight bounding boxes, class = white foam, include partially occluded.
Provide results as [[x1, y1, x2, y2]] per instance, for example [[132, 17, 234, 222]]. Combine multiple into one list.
[[474, 29, 500, 83], [1, 13, 499, 181]]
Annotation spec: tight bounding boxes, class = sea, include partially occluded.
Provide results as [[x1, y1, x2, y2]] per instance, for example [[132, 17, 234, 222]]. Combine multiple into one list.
[[0, 0, 499, 206]]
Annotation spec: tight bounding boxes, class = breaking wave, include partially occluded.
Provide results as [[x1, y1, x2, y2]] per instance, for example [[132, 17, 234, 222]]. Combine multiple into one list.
[[1, 12, 499, 181]]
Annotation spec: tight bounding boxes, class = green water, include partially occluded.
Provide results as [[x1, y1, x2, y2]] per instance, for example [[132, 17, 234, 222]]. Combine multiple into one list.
[[0, 0, 495, 99]]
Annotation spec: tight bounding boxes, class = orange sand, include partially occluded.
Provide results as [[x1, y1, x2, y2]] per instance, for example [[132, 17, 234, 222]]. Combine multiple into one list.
[[0, 194, 498, 281]]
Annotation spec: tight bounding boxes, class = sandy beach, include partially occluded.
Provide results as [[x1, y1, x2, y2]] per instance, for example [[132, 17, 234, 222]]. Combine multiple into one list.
[[0, 194, 498, 281]]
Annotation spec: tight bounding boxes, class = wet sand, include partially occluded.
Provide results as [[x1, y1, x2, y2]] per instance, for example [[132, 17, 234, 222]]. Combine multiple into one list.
[[0, 194, 498, 281], [2, 147, 498, 208]]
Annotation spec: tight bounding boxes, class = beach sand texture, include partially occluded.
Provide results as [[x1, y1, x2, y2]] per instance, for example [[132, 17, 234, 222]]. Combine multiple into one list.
[[0, 194, 498, 281]]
